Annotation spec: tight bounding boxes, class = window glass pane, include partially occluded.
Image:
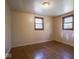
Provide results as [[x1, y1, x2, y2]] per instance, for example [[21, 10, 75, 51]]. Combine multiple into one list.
[[64, 23, 72, 29], [36, 23, 43, 29], [35, 18, 42, 23], [64, 16, 73, 23]]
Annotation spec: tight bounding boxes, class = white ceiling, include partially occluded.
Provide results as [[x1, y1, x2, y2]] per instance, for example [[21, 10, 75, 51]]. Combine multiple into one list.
[[6, 0, 73, 16]]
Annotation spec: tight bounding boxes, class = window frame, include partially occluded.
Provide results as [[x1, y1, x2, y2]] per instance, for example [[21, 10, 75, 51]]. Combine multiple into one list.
[[34, 17, 44, 30], [62, 15, 74, 30]]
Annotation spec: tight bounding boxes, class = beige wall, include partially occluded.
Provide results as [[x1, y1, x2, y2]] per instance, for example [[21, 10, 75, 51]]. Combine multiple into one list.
[[53, 12, 74, 46], [11, 10, 74, 47], [11, 11, 54, 47], [5, 2, 11, 56]]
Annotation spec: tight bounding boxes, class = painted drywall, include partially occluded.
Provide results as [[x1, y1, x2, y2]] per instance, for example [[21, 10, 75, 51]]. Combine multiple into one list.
[[53, 12, 74, 46], [5, 2, 11, 57], [11, 11, 53, 47]]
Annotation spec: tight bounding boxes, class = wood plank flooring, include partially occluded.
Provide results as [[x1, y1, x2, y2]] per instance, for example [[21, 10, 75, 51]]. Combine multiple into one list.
[[7, 41, 74, 59]]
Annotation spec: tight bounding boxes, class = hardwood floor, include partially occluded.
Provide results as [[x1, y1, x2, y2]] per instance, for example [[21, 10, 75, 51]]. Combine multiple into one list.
[[7, 41, 74, 59]]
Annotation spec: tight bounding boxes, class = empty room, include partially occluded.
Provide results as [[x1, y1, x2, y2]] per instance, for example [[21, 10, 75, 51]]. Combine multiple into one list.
[[5, 0, 74, 59]]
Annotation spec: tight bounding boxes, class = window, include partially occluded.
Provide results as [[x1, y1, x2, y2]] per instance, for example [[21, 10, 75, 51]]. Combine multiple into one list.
[[62, 15, 74, 30], [34, 17, 44, 30]]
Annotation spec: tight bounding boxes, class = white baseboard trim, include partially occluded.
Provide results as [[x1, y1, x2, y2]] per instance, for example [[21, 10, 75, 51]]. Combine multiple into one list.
[[5, 48, 11, 58], [12, 40, 53, 48], [54, 40, 74, 47]]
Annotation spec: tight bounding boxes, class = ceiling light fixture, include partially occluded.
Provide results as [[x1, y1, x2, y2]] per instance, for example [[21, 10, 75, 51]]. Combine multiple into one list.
[[42, 2, 49, 8]]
